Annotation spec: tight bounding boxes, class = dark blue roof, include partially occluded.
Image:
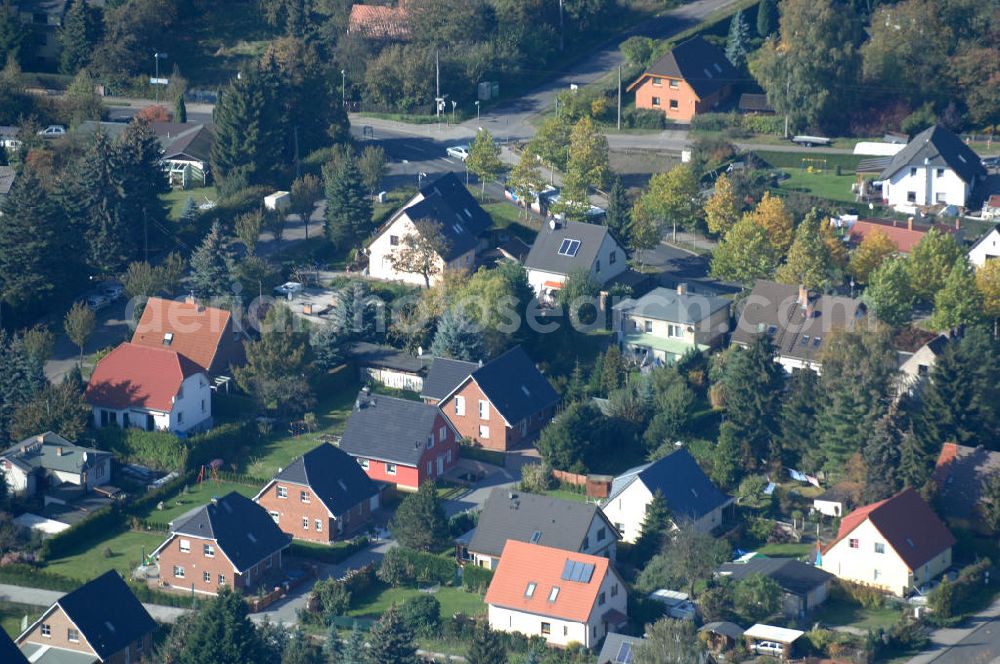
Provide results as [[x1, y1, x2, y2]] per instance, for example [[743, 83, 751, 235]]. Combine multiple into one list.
[[56, 571, 156, 661], [340, 391, 443, 465], [405, 172, 492, 260], [469, 346, 560, 424], [421, 357, 478, 401], [0, 627, 26, 663], [609, 448, 731, 523], [273, 443, 379, 515]]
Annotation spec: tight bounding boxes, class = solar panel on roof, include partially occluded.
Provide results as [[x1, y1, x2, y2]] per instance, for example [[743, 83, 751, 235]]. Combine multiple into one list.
[[557, 238, 581, 257], [561, 559, 575, 580], [616, 642, 634, 664], [580, 562, 594, 582]]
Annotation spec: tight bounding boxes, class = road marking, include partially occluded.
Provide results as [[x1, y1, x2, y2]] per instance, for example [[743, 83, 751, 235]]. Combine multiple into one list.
[[441, 158, 456, 164]]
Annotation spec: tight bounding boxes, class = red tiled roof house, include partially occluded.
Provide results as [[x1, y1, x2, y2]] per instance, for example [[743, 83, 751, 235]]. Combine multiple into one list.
[[85, 342, 212, 435], [131, 296, 245, 376], [819, 487, 955, 596], [485, 540, 628, 648]]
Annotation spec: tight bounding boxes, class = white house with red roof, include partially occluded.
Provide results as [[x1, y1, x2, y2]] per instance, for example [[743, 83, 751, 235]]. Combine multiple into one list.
[[819, 487, 955, 596], [131, 296, 245, 376], [85, 342, 212, 435], [484, 540, 628, 648]]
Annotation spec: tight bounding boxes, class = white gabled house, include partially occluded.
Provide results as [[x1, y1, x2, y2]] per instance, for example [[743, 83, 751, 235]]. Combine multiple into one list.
[[969, 224, 1000, 267], [523, 220, 627, 299], [484, 540, 628, 648]]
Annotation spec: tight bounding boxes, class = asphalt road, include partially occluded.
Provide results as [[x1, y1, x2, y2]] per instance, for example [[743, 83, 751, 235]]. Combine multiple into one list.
[[929, 617, 1000, 664]]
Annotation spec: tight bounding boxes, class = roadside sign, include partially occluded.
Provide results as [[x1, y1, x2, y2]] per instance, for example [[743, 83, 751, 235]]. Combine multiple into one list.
[[150, 77, 169, 85]]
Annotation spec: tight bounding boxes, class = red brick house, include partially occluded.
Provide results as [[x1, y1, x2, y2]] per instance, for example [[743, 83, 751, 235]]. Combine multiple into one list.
[[422, 346, 560, 452], [131, 296, 245, 376], [338, 389, 459, 491], [627, 36, 738, 123], [153, 492, 291, 595], [16, 571, 156, 663], [254, 443, 381, 544]]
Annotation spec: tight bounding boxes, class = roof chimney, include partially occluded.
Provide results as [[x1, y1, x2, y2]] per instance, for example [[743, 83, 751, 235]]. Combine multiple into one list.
[[56, 447, 63, 456], [549, 219, 560, 231], [676, 283, 687, 295], [186, 294, 196, 305], [211, 497, 218, 506], [797, 285, 809, 308], [36, 434, 44, 444], [907, 217, 913, 231]]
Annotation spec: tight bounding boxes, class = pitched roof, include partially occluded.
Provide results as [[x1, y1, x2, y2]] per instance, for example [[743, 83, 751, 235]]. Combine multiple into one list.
[[607, 448, 732, 524], [85, 342, 204, 412], [168, 492, 290, 572], [730, 281, 865, 364], [264, 443, 379, 516], [699, 621, 746, 640], [823, 487, 955, 570], [597, 633, 645, 664], [631, 36, 740, 99], [879, 125, 986, 184], [161, 124, 215, 163], [717, 557, 833, 596], [988, 196, 1000, 209], [347, 341, 431, 375], [421, 357, 478, 400], [339, 391, 446, 465], [468, 488, 614, 558], [457, 346, 560, 425], [738, 93, 773, 113], [847, 219, 929, 254], [131, 297, 235, 373], [348, 3, 410, 40], [484, 540, 615, 623], [612, 286, 730, 325], [0, 165, 15, 196], [933, 442, 1000, 520], [0, 628, 26, 664], [970, 224, 1000, 254], [1, 432, 111, 476], [49, 571, 156, 660], [524, 220, 618, 277]]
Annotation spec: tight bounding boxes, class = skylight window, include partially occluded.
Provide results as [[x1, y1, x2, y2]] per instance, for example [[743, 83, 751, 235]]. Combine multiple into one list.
[[800, 335, 810, 346], [525, 582, 536, 597], [530, 530, 542, 543], [713, 63, 722, 73], [703, 68, 713, 78], [452, 224, 464, 235], [337, 480, 348, 491], [616, 642, 634, 664], [521, 385, 531, 397], [464, 208, 472, 218], [104, 621, 116, 633], [558, 239, 581, 257], [163, 332, 173, 346], [548, 586, 560, 602], [247, 533, 257, 543], [561, 559, 595, 583]]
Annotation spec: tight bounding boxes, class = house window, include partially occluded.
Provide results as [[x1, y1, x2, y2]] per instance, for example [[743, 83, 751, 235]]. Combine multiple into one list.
[[541, 622, 551, 635], [525, 582, 537, 597], [438, 426, 446, 442], [303, 517, 309, 530], [269, 511, 279, 523], [203, 571, 211, 583], [67, 628, 79, 642], [564, 625, 569, 636], [179, 539, 190, 553], [651, 96, 661, 107], [218, 574, 226, 585], [874, 569, 881, 580], [936, 192, 947, 203], [201, 399, 206, 413], [386, 463, 397, 475], [611, 583, 619, 597], [874, 542, 885, 554], [479, 425, 490, 439], [277, 486, 287, 499], [644, 320, 652, 333], [669, 99, 678, 110], [910, 167, 918, 177], [446, 450, 452, 464], [599, 592, 606, 605], [597, 527, 606, 542], [610, 251, 617, 264], [596, 260, 601, 272], [315, 519, 323, 532], [479, 400, 490, 419], [849, 538, 859, 549], [390, 235, 400, 246], [427, 461, 433, 475], [907, 191, 917, 202], [173, 565, 185, 578], [358, 458, 369, 470], [204, 544, 215, 557], [669, 80, 679, 89], [455, 396, 465, 416], [918, 364, 929, 377], [548, 586, 560, 602], [936, 168, 944, 178], [668, 324, 682, 338], [301, 490, 310, 503], [177, 411, 184, 424], [652, 77, 662, 86], [41, 624, 50, 638]]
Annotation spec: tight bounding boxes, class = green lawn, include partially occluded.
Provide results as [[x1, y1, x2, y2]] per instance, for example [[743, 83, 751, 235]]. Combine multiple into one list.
[[757, 541, 815, 559], [348, 584, 486, 619], [162, 186, 217, 221], [137, 481, 260, 524], [45, 529, 166, 581], [815, 597, 903, 631], [775, 169, 858, 203], [543, 487, 593, 504], [0, 601, 43, 638]]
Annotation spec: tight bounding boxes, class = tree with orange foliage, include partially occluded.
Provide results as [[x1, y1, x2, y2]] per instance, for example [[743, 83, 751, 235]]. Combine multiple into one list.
[[135, 105, 172, 123], [745, 192, 793, 255]]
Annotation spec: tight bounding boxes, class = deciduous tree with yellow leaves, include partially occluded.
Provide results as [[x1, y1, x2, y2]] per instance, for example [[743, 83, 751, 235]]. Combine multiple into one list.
[[976, 259, 1000, 334], [745, 192, 793, 255], [704, 173, 741, 236], [848, 229, 896, 284]]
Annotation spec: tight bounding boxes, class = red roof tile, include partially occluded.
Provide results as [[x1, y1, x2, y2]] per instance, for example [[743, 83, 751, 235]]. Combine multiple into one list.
[[988, 195, 1000, 208], [848, 219, 957, 254], [348, 4, 410, 40], [484, 540, 614, 623], [823, 487, 955, 571], [85, 342, 203, 412], [131, 297, 235, 374]]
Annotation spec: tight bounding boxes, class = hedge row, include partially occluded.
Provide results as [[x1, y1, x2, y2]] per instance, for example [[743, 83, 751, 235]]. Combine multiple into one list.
[[95, 427, 188, 471], [376, 547, 457, 587], [0, 564, 197, 609], [691, 112, 785, 136], [185, 421, 257, 471], [40, 506, 124, 560], [462, 565, 494, 593]]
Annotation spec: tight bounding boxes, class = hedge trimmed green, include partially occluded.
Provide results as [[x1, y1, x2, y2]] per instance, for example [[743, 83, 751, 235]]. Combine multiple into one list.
[[377, 547, 457, 587], [462, 565, 494, 593], [40, 506, 124, 560]]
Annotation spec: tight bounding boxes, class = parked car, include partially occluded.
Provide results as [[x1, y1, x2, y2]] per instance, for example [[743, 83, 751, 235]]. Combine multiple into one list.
[[982, 156, 1000, 168], [273, 282, 303, 296], [791, 135, 832, 147], [446, 145, 470, 161], [753, 641, 784, 657], [85, 294, 109, 310], [102, 282, 124, 301], [37, 125, 66, 138]]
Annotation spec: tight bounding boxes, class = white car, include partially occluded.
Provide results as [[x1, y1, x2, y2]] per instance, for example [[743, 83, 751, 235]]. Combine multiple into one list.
[[446, 145, 470, 161], [273, 282, 303, 297], [37, 125, 66, 138], [753, 641, 785, 657], [85, 294, 109, 311]]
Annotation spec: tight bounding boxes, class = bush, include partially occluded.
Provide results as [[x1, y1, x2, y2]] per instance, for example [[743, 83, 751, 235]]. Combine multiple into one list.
[[94, 427, 188, 470], [398, 594, 441, 636], [40, 505, 124, 560], [376, 547, 456, 587], [313, 577, 352, 619], [290, 537, 369, 565], [622, 107, 667, 130], [462, 565, 494, 593], [832, 578, 885, 609], [185, 421, 257, 471], [448, 511, 478, 539]]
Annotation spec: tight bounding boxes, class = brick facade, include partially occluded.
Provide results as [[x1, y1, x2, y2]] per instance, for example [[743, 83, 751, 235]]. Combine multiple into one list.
[[17, 606, 153, 663], [352, 411, 459, 490], [256, 480, 373, 544], [633, 75, 729, 123], [156, 533, 283, 595], [439, 380, 555, 452]]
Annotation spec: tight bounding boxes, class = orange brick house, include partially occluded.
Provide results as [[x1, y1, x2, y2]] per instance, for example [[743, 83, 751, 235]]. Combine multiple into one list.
[[131, 296, 245, 376], [627, 36, 739, 122], [422, 346, 560, 452], [153, 492, 291, 596], [16, 571, 156, 663], [254, 443, 381, 544]]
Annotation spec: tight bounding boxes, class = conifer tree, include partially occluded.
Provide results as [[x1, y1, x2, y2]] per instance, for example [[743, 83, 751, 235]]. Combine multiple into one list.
[[323, 145, 372, 250], [780, 368, 819, 469], [467, 620, 507, 664], [58, 0, 101, 74], [176, 95, 187, 123], [862, 408, 905, 502], [366, 606, 419, 664], [83, 132, 133, 273], [177, 588, 266, 664], [0, 331, 45, 441], [634, 490, 670, 563], [604, 176, 631, 245], [725, 10, 751, 68], [431, 307, 485, 362], [235, 304, 316, 416], [117, 119, 169, 254], [756, 0, 778, 37], [389, 481, 449, 552], [337, 622, 367, 664], [211, 65, 283, 185], [711, 421, 743, 490], [189, 221, 233, 298], [720, 334, 784, 467], [0, 0, 24, 66]]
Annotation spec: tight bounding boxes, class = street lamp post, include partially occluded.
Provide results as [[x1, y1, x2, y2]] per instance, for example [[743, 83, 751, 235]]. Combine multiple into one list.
[[475, 100, 480, 125], [341, 69, 346, 108], [153, 52, 167, 103], [451, 100, 457, 124]]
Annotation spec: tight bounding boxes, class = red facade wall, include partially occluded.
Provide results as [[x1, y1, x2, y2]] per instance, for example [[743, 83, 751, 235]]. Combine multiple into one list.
[[439, 380, 555, 452], [633, 75, 729, 123], [156, 533, 283, 595], [256, 480, 372, 544], [353, 412, 459, 490]]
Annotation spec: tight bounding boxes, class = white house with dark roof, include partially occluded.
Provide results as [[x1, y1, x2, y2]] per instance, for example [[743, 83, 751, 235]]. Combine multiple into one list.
[[0, 432, 112, 497], [969, 224, 1000, 267], [602, 448, 732, 542], [878, 125, 987, 212], [367, 172, 493, 286], [524, 220, 627, 299]]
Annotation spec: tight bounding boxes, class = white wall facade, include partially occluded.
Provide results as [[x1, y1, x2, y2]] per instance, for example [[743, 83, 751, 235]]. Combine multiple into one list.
[[601, 480, 652, 544], [820, 519, 952, 596], [527, 234, 626, 297], [92, 373, 212, 434], [882, 165, 969, 211], [0, 461, 32, 495], [969, 228, 1000, 267], [359, 366, 424, 392], [897, 344, 937, 393]]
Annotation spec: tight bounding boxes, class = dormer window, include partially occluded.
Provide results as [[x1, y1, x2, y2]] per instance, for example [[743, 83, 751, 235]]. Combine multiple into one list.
[[525, 582, 536, 597], [163, 332, 173, 346], [548, 586, 560, 602]]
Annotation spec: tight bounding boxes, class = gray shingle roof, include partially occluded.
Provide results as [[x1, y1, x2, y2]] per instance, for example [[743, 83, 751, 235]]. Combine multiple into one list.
[[524, 220, 616, 276], [271, 443, 379, 516], [641, 36, 740, 99], [933, 443, 1000, 520], [699, 621, 745, 640], [464, 346, 560, 425], [730, 280, 865, 364], [597, 632, 645, 664], [347, 341, 431, 375], [0, 165, 15, 197], [339, 391, 443, 465], [397, 172, 493, 261], [468, 488, 614, 558], [717, 557, 833, 596], [613, 286, 730, 325], [161, 124, 215, 163], [54, 571, 156, 661], [1, 432, 111, 476], [607, 448, 732, 524], [879, 124, 986, 184], [172, 492, 290, 572], [421, 357, 478, 400]]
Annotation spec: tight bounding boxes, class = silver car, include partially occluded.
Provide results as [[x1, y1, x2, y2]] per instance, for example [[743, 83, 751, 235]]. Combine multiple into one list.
[[446, 145, 470, 161]]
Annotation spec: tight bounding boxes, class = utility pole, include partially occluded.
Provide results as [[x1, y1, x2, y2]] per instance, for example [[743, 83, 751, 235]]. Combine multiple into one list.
[[293, 126, 300, 180], [435, 50, 440, 123], [617, 65, 622, 131], [558, 0, 564, 51], [341, 69, 346, 108], [451, 100, 457, 124]]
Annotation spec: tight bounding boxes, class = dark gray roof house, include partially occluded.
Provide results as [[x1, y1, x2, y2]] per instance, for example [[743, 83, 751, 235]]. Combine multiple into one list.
[[421, 357, 479, 402], [467, 488, 618, 559], [161, 124, 215, 164], [730, 281, 865, 371], [0, 165, 15, 199], [450, 346, 561, 425], [933, 442, 1000, 523], [167, 492, 290, 572], [339, 390, 455, 466], [597, 633, 645, 664], [18, 571, 156, 663], [0, 629, 25, 664], [717, 555, 834, 616], [613, 286, 730, 325], [255, 443, 379, 516], [524, 220, 623, 278], [632, 36, 740, 99], [879, 124, 987, 185]]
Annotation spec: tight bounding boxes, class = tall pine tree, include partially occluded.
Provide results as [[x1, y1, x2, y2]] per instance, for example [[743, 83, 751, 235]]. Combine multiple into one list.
[[322, 145, 371, 250], [725, 10, 751, 68], [780, 368, 819, 470], [756, 0, 778, 37], [431, 307, 485, 362], [189, 221, 233, 298], [366, 606, 419, 664], [58, 0, 102, 74], [82, 132, 133, 273], [721, 334, 784, 467], [604, 176, 631, 246], [861, 408, 905, 502], [467, 620, 507, 664], [117, 119, 169, 257], [0, 331, 46, 441], [211, 64, 284, 186]]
